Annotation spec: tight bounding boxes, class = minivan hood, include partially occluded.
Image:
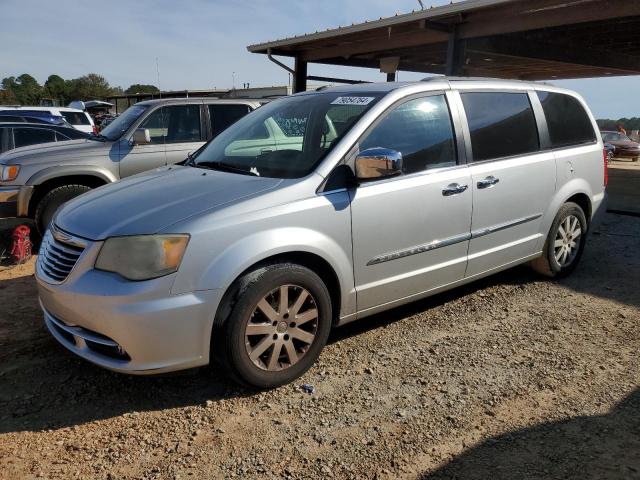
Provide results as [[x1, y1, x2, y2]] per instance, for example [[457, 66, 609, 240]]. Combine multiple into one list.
[[0, 138, 112, 165], [55, 166, 283, 240]]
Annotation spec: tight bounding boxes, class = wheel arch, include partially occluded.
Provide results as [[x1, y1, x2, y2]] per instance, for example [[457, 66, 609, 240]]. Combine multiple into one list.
[[27, 171, 114, 216]]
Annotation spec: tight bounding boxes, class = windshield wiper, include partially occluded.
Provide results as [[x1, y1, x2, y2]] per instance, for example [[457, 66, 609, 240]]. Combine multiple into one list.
[[88, 133, 108, 142], [195, 161, 258, 176]]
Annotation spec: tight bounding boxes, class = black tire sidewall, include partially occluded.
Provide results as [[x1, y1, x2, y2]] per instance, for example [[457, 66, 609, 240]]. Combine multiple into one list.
[[35, 185, 91, 233], [546, 202, 587, 277], [223, 264, 332, 389]]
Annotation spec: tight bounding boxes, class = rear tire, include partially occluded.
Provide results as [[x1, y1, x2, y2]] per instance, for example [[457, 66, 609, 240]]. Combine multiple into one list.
[[531, 202, 587, 278], [34, 184, 92, 234], [215, 263, 332, 389]]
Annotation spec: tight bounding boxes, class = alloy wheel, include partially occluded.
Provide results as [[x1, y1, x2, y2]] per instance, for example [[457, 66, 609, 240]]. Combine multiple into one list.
[[244, 284, 319, 371], [554, 214, 582, 267]]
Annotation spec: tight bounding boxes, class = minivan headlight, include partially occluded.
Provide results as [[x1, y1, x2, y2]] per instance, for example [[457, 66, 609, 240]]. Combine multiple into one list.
[[95, 235, 189, 281], [1, 165, 20, 182]]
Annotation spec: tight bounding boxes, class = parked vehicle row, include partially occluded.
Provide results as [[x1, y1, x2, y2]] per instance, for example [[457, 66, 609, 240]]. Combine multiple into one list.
[[0, 99, 261, 231], [600, 130, 640, 161], [0, 122, 88, 154], [33, 79, 606, 388], [0, 106, 96, 134]]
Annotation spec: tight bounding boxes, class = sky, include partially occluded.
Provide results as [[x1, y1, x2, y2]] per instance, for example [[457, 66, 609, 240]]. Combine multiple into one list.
[[2, 0, 639, 119]]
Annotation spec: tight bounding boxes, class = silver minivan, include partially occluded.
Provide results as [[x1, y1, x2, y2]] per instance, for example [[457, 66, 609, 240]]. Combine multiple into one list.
[[36, 79, 607, 388]]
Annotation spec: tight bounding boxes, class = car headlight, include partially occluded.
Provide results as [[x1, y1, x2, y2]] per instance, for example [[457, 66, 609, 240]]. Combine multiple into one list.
[[1, 165, 20, 181], [95, 234, 189, 281]]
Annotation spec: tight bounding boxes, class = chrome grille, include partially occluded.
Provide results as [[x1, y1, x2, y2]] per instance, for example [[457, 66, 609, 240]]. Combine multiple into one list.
[[38, 226, 85, 283]]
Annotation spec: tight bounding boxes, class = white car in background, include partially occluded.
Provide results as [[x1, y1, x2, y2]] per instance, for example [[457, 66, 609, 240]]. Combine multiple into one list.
[[0, 106, 96, 134]]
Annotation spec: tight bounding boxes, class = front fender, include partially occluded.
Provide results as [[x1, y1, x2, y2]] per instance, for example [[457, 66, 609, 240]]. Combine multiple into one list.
[[173, 227, 356, 317], [26, 165, 118, 186]]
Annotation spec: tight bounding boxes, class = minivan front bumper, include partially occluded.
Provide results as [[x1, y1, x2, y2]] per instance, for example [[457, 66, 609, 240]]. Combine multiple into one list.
[[37, 254, 223, 375]]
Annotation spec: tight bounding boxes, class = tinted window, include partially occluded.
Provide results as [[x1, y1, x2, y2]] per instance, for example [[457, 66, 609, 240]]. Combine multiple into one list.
[[139, 105, 201, 144], [209, 104, 251, 137], [55, 132, 71, 141], [461, 92, 539, 162], [537, 91, 596, 148], [14, 128, 56, 148], [0, 115, 24, 122], [360, 95, 457, 174], [61, 111, 91, 125]]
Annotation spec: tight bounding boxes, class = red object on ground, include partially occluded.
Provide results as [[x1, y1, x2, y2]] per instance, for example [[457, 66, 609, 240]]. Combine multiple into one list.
[[11, 225, 32, 263]]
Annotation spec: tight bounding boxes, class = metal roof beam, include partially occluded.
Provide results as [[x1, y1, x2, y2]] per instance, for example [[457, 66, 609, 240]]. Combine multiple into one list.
[[466, 35, 640, 74]]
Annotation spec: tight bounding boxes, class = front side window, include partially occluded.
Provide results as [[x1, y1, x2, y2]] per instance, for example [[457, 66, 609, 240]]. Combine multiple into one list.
[[139, 105, 201, 144], [602, 132, 629, 142], [193, 92, 383, 178], [461, 92, 539, 162], [537, 91, 596, 148], [13, 128, 56, 148], [359, 95, 457, 174], [209, 104, 251, 138]]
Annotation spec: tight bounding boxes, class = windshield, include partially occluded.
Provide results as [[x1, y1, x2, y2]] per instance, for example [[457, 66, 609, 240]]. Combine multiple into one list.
[[100, 105, 148, 140], [193, 92, 383, 178], [602, 132, 630, 142]]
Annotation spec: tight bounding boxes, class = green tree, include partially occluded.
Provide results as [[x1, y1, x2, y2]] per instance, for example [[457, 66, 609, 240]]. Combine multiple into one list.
[[1, 74, 42, 105], [0, 88, 17, 105], [125, 84, 160, 94], [66, 73, 115, 101], [43, 74, 68, 104]]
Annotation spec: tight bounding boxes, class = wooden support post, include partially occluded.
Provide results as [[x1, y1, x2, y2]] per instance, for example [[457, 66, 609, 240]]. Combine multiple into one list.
[[293, 56, 308, 93]]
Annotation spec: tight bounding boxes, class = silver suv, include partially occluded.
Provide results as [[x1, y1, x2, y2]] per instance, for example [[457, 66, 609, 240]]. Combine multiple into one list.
[[35, 79, 607, 388], [0, 98, 260, 231]]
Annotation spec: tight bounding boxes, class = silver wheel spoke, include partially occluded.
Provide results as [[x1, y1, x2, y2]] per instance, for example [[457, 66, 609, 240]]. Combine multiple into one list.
[[250, 335, 275, 361], [573, 227, 582, 239], [558, 225, 567, 241], [284, 341, 298, 365], [266, 340, 283, 370], [290, 327, 314, 344], [290, 290, 309, 316], [257, 299, 279, 322], [295, 308, 318, 326], [555, 248, 563, 261], [279, 286, 289, 315], [554, 239, 564, 248], [246, 323, 274, 336]]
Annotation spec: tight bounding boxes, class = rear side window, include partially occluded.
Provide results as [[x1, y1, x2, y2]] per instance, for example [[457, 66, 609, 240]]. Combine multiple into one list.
[[55, 132, 71, 141], [209, 104, 251, 138], [61, 111, 91, 125], [537, 91, 596, 148], [360, 95, 457, 174], [0, 115, 24, 122], [13, 128, 56, 148], [461, 92, 539, 162]]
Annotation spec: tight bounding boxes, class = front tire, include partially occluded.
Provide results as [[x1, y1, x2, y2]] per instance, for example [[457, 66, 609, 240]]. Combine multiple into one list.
[[217, 263, 332, 388], [531, 202, 587, 278], [34, 184, 92, 234]]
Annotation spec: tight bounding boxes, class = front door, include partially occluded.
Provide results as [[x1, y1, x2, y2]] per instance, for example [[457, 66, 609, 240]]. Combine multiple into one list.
[[457, 91, 556, 277], [119, 104, 204, 177], [350, 93, 472, 313]]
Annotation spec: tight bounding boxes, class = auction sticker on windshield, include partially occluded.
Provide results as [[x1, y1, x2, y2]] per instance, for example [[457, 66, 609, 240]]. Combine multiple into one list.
[[331, 96, 375, 106]]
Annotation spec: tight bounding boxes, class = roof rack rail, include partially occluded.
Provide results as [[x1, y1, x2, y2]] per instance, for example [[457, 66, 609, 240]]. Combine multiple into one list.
[[421, 76, 515, 82]]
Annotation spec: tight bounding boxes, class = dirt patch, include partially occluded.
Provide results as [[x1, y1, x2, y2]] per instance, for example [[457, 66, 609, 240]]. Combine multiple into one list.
[[0, 213, 638, 479]]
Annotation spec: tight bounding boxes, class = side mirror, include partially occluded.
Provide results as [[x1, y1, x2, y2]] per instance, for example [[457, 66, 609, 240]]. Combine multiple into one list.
[[132, 128, 150, 145], [355, 147, 403, 181]]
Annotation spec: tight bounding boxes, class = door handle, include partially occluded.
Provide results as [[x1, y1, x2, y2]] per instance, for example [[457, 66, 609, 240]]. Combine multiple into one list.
[[260, 148, 273, 154], [477, 176, 500, 189], [442, 183, 469, 196]]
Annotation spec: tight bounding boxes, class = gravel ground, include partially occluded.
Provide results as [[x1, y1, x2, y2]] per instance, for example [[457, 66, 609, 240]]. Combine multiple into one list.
[[0, 212, 638, 480]]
